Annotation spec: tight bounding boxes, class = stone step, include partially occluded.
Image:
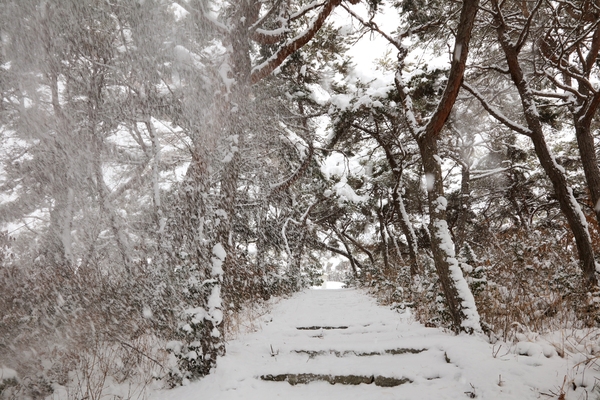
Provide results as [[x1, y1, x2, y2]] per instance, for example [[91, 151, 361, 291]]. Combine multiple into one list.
[[292, 348, 427, 358], [260, 373, 411, 387], [257, 347, 456, 383], [296, 326, 349, 330]]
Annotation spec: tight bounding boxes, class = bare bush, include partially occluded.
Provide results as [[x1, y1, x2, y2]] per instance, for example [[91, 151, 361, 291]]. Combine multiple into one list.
[[0, 249, 175, 399]]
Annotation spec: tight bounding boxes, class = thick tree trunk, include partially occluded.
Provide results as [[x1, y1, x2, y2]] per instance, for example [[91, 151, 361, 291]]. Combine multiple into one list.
[[209, 4, 254, 349], [41, 72, 76, 270]]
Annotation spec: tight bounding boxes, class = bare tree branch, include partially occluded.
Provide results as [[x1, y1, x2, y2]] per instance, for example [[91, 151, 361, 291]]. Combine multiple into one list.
[[462, 82, 532, 136]]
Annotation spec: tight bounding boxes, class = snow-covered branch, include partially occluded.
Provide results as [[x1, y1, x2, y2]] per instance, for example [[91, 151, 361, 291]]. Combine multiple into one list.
[[514, 0, 543, 52], [172, 0, 229, 34], [249, 0, 346, 84], [269, 141, 314, 196], [462, 82, 532, 137]]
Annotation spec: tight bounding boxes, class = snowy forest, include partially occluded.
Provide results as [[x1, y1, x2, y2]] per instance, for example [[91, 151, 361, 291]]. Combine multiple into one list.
[[2, 0, 600, 398]]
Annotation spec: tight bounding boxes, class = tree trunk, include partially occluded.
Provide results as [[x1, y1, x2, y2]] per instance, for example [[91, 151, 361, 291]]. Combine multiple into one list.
[[43, 188, 75, 270], [530, 128, 598, 288], [575, 116, 600, 227], [394, 187, 420, 276], [454, 163, 470, 252], [537, 20, 600, 229], [572, 24, 600, 228], [376, 137, 420, 275], [418, 134, 480, 332], [377, 204, 391, 273]]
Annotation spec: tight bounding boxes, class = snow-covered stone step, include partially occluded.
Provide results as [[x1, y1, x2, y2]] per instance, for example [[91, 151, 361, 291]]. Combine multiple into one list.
[[266, 333, 436, 354], [260, 373, 411, 387], [291, 347, 426, 358], [255, 348, 459, 383], [275, 325, 421, 343], [296, 325, 349, 330]]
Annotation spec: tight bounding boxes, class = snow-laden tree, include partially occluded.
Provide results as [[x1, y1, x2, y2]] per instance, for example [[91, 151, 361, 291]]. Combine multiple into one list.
[[462, 0, 599, 289], [345, 0, 482, 332], [534, 1, 600, 228], [155, 0, 362, 379]]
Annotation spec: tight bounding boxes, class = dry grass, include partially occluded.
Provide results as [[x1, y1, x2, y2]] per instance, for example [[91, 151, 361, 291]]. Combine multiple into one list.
[[224, 299, 275, 340], [45, 336, 169, 400]]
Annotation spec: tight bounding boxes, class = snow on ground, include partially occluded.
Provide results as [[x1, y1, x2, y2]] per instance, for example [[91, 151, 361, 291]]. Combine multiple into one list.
[[313, 281, 346, 290], [152, 287, 600, 400]]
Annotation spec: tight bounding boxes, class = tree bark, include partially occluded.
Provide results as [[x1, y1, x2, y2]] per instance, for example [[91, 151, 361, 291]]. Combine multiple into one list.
[[572, 23, 600, 227], [575, 120, 600, 226]]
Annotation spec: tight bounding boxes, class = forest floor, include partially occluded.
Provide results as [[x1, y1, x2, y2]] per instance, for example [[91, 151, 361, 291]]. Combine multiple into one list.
[[152, 286, 600, 400]]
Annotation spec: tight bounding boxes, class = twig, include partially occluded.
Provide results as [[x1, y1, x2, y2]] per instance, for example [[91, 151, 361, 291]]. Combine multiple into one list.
[[115, 339, 165, 369]]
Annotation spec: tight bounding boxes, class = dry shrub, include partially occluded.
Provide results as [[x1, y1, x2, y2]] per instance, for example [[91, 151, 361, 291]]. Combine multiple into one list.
[[222, 261, 295, 340], [0, 259, 174, 399], [474, 227, 597, 340], [361, 252, 456, 329], [218, 257, 296, 339], [47, 337, 168, 400], [365, 223, 600, 339], [0, 235, 295, 398]]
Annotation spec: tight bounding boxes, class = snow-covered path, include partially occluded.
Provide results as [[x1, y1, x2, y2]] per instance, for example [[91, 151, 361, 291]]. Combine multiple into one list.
[[156, 288, 588, 399]]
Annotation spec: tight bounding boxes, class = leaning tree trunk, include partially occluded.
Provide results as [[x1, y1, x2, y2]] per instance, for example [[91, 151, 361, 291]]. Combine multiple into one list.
[[531, 129, 597, 288], [418, 134, 481, 332], [538, 21, 600, 229], [574, 108, 600, 228], [571, 24, 600, 228]]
